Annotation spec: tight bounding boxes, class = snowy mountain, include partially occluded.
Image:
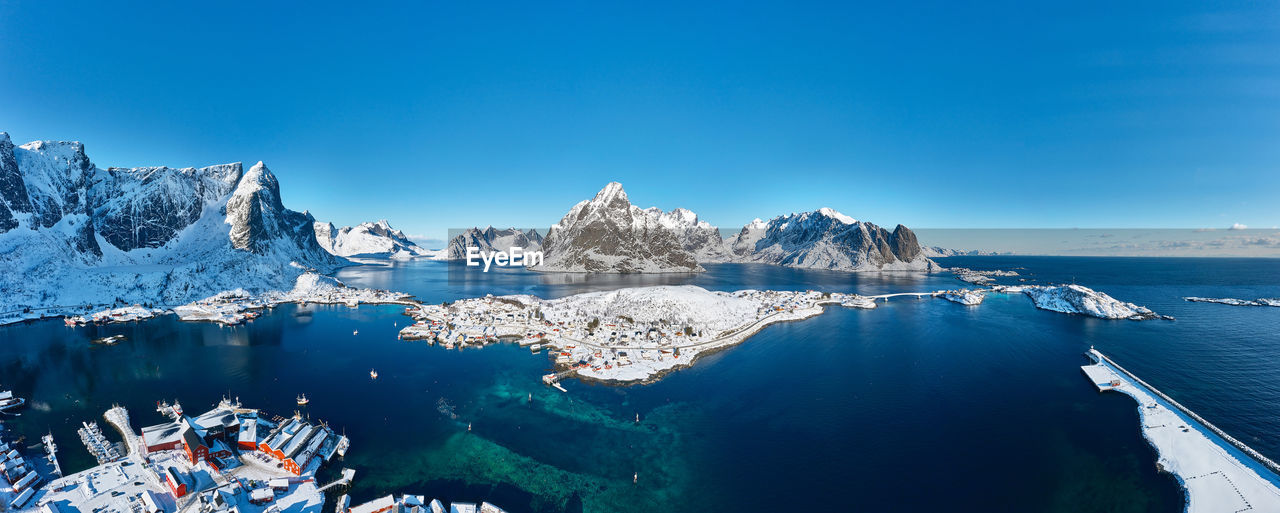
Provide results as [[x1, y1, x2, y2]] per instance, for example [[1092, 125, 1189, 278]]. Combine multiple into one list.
[[533, 182, 704, 273], [726, 218, 768, 259], [0, 132, 343, 323], [441, 226, 543, 260], [645, 207, 732, 262], [921, 246, 1002, 257], [315, 219, 433, 259], [729, 208, 937, 271]]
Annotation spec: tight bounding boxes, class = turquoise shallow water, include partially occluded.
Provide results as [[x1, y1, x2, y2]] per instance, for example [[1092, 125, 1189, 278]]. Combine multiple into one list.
[[3, 257, 1278, 511]]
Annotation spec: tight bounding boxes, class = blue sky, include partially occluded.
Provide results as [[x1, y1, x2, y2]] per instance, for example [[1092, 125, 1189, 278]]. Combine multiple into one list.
[[1, 1, 1277, 243]]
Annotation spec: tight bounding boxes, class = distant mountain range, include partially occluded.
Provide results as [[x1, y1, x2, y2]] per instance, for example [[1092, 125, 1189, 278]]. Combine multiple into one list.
[[442, 226, 543, 260], [0, 132, 341, 319], [443, 182, 938, 273], [0, 132, 949, 318], [315, 219, 434, 259]]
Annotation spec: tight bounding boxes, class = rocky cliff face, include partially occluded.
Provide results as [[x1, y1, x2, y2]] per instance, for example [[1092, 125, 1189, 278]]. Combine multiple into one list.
[[443, 226, 543, 260], [726, 218, 768, 259], [315, 219, 432, 258], [646, 207, 731, 262], [0, 132, 342, 318], [534, 183, 704, 273], [93, 163, 241, 251], [731, 208, 936, 271]]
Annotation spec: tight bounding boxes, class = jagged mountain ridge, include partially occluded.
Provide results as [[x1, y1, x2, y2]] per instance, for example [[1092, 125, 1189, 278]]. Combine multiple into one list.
[[442, 226, 543, 260], [534, 183, 705, 273], [0, 131, 342, 319], [530, 182, 934, 273], [315, 219, 433, 258], [730, 208, 937, 271]]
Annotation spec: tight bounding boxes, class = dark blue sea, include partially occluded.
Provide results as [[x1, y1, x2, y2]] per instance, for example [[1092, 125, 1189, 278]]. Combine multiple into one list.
[[3, 256, 1279, 512]]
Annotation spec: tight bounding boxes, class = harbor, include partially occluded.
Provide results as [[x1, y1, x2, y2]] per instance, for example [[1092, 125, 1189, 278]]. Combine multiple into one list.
[[1082, 348, 1280, 512], [0, 396, 509, 513]]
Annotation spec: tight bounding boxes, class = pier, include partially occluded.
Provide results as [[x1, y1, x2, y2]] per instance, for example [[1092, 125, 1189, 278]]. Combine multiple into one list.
[[317, 468, 357, 492], [103, 405, 140, 456], [77, 420, 123, 465], [1082, 348, 1280, 512], [42, 432, 62, 478]]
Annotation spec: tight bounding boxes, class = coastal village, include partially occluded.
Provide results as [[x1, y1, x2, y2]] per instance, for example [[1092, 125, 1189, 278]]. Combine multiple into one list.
[[0, 395, 509, 513], [396, 285, 970, 384]]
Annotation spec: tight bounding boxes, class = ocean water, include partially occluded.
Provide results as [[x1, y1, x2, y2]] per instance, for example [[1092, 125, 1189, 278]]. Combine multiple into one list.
[[2, 257, 1278, 512]]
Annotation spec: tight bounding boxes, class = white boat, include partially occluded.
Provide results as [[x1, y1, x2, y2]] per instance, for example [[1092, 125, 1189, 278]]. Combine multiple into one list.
[[297, 394, 309, 406], [91, 334, 125, 345], [0, 390, 25, 411], [353, 330, 359, 335], [370, 369, 378, 380]]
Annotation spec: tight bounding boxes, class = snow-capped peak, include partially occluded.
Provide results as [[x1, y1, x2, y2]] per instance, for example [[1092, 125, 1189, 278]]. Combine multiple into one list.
[[817, 207, 856, 225], [591, 181, 628, 206], [234, 161, 278, 199], [746, 218, 767, 230]]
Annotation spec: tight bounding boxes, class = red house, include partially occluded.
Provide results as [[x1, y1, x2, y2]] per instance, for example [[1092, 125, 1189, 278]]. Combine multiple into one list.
[[165, 467, 188, 498], [181, 426, 208, 464]]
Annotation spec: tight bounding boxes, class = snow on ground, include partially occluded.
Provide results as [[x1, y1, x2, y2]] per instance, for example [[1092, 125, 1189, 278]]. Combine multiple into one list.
[[1185, 297, 1280, 307], [941, 289, 985, 306], [1083, 350, 1280, 513], [174, 272, 412, 325], [540, 285, 763, 332], [400, 280, 1173, 385], [1021, 284, 1168, 320], [950, 267, 1019, 285], [67, 304, 167, 325]]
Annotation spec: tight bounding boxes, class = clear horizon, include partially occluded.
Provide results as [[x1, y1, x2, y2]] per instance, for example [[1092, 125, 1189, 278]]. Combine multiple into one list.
[[2, 1, 1278, 244]]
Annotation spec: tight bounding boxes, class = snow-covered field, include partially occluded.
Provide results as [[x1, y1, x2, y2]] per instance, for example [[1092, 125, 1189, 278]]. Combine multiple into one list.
[[540, 285, 762, 332]]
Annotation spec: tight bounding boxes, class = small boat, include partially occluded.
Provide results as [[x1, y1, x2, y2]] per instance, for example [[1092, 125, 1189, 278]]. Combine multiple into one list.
[[90, 334, 125, 346], [369, 369, 378, 380], [353, 330, 359, 336], [0, 390, 25, 411], [296, 394, 309, 406], [335, 435, 350, 457]]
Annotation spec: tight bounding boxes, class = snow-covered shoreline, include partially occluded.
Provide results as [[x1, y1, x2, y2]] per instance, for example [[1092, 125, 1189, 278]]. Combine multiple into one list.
[[1083, 349, 1280, 512], [54, 273, 413, 327], [1185, 296, 1280, 307], [397, 282, 1168, 385], [1018, 284, 1172, 320]]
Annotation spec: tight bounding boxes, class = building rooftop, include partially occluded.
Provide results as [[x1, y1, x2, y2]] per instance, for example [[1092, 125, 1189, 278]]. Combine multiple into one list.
[[142, 421, 184, 448]]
